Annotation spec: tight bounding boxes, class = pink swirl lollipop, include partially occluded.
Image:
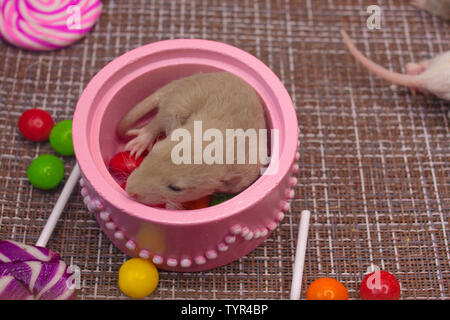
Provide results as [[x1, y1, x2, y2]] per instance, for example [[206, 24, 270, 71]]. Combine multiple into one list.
[[0, 0, 102, 51], [0, 240, 75, 300]]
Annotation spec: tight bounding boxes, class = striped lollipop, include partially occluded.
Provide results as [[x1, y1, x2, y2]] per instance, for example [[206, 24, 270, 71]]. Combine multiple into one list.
[[0, 164, 81, 300], [0, 240, 75, 300], [0, 0, 102, 51]]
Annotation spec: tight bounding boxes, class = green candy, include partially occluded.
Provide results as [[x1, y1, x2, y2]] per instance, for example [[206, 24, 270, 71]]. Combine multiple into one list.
[[210, 193, 237, 206], [49, 120, 74, 156], [27, 155, 64, 190]]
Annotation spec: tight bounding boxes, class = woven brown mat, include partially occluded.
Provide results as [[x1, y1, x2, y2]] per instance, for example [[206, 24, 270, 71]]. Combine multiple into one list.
[[0, 0, 449, 300]]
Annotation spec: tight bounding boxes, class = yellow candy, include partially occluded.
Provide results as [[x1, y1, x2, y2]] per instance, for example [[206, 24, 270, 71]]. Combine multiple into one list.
[[118, 258, 159, 298]]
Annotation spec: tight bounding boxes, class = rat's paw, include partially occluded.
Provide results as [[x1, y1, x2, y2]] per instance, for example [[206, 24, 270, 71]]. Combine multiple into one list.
[[125, 138, 150, 158], [124, 129, 154, 158], [125, 128, 144, 137]]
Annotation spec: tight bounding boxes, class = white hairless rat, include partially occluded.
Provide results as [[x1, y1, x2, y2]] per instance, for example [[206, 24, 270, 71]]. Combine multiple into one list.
[[117, 72, 266, 209], [411, 0, 450, 20], [341, 30, 450, 101]]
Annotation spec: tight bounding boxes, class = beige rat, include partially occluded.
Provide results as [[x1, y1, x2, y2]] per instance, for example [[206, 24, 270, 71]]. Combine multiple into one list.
[[411, 0, 450, 20], [117, 72, 266, 209], [341, 30, 450, 101]]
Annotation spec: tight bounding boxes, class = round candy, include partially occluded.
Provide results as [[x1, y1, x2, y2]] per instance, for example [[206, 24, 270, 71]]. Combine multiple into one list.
[[119, 258, 159, 299], [209, 193, 237, 206], [49, 120, 74, 156], [0, 0, 103, 51], [182, 195, 212, 210], [306, 277, 349, 300], [360, 270, 400, 300], [0, 240, 75, 300], [27, 154, 64, 190], [109, 151, 147, 178], [18, 108, 54, 142]]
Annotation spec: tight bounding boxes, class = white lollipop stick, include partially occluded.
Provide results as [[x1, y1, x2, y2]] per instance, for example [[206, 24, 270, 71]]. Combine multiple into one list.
[[36, 163, 81, 248], [290, 210, 311, 300]]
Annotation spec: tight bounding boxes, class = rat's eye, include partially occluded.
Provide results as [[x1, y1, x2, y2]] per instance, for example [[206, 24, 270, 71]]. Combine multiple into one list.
[[168, 184, 182, 192]]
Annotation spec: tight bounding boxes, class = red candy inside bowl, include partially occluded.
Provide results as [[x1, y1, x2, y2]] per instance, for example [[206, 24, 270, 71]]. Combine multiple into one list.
[[72, 40, 298, 272]]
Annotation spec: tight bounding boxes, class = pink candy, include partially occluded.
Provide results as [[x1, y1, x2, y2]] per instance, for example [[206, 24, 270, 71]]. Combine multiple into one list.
[[0, 240, 75, 300], [0, 0, 102, 51]]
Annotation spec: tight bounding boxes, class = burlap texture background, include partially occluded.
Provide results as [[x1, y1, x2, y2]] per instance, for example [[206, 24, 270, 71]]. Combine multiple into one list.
[[0, 0, 448, 299]]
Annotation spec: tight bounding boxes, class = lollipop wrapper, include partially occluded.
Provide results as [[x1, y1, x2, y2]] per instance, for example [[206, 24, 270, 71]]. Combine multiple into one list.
[[0, 240, 76, 300]]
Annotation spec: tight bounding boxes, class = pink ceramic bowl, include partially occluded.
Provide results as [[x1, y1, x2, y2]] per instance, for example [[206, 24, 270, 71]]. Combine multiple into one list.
[[73, 39, 299, 272]]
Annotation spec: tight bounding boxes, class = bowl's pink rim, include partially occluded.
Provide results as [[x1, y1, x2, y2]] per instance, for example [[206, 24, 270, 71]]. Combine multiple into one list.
[[73, 39, 298, 226]]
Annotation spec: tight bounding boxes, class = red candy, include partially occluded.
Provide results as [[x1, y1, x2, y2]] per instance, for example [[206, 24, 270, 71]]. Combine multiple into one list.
[[18, 109, 54, 142], [109, 151, 148, 178], [360, 270, 401, 300], [182, 195, 212, 210]]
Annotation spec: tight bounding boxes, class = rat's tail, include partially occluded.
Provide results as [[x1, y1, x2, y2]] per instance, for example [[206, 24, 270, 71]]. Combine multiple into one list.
[[117, 93, 160, 138], [341, 30, 417, 87]]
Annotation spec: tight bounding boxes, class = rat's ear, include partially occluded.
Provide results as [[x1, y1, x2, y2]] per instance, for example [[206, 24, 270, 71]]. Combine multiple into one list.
[[218, 174, 243, 193]]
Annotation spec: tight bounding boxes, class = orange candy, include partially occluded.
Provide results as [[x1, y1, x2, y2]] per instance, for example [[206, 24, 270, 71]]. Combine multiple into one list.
[[306, 277, 349, 300], [182, 195, 212, 210]]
